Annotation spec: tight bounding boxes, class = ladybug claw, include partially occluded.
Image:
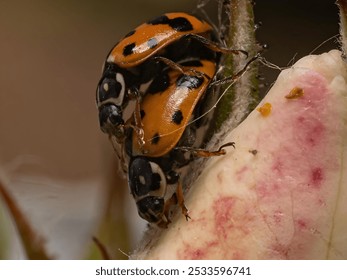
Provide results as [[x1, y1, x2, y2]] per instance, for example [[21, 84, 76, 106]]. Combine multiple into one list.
[[181, 205, 190, 221], [185, 213, 191, 221]]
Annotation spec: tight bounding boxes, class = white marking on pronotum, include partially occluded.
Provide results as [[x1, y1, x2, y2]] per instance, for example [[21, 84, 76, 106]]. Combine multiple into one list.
[[107, 54, 115, 63], [114, 73, 126, 106], [139, 175, 146, 185], [103, 82, 109, 92], [97, 73, 126, 108]]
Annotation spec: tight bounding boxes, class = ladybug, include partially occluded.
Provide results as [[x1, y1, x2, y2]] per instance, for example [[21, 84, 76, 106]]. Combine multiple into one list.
[[127, 142, 234, 228], [131, 58, 217, 157], [122, 57, 235, 227], [127, 155, 186, 228], [128, 54, 260, 157], [96, 12, 247, 142]]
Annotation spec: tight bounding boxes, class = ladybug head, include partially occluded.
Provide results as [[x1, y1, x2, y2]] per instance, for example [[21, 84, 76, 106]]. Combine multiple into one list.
[[128, 157, 168, 225], [97, 103, 124, 138]]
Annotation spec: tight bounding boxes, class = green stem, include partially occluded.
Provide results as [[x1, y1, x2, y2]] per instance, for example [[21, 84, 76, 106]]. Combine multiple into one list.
[[210, 0, 259, 139]]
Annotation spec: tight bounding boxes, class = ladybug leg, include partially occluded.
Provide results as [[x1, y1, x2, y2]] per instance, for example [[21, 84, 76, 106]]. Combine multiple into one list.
[[174, 142, 235, 158], [153, 56, 185, 74], [175, 180, 190, 221], [184, 33, 248, 57], [108, 134, 128, 173], [156, 218, 170, 229], [153, 56, 210, 79], [127, 86, 145, 146], [128, 86, 144, 100], [162, 180, 190, 223], [161, 194, 176, 226], [126, 87, 145, 147], [106, 129, 128, 173], [209, 53, 260, 87], [131, 97, 145, 147]]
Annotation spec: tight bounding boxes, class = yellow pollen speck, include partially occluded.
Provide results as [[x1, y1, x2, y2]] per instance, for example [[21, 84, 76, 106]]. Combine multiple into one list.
[[285, 86, 304, 99], [257, 102, 272, 117]]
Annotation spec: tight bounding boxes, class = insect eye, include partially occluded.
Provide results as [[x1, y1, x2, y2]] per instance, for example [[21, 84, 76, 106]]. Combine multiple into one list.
[[97, 73, 126, 106]]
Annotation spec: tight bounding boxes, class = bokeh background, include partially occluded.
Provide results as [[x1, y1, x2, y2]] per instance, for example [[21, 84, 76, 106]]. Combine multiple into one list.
[[0, 0, 339, 259]]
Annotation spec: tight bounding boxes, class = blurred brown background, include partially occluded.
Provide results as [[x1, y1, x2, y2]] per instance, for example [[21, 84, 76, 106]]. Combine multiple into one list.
[[0, 0, 339, 259]]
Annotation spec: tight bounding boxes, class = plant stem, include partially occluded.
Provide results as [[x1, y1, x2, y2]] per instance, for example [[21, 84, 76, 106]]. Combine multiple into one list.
[[210, 0, 259, 141], [337, 0, 347, 56]]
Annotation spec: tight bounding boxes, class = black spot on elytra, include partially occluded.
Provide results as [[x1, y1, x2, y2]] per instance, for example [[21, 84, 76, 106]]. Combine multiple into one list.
[[172, 110, 183, 125], [123, 42, 136, 56], [147, 72, 170, 94], [124, 30, 136, 38], [140, 109, 145, 119], [168, 17, 193, 32], [147, 37, 158, 49], [176, 74, 203, 89], [151, 133, 160, 144], [147, 15, 193, 32]]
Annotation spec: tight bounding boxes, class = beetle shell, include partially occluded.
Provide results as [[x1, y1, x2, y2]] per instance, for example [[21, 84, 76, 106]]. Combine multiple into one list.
[[107, 12, 212, 67], [131, 59, 216, 157]]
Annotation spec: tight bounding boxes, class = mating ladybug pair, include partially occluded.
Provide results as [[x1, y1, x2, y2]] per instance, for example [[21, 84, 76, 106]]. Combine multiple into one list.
[[96, 12, 252, 227]]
